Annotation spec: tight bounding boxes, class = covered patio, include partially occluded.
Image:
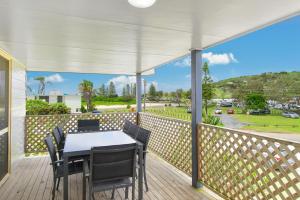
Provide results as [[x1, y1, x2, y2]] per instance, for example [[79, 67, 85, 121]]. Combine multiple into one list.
[[0, 0, 300, 200]]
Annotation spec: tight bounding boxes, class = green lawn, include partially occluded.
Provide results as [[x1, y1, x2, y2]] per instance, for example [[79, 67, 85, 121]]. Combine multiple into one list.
[[92, 100, 135, 106], [234, 114, 300, 133]]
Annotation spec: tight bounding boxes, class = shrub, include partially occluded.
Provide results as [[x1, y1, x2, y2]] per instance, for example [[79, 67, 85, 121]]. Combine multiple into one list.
[[245, 94, 267, 110], [48, 103, 70, 114], [203, 114, 223, 126], [126, 104, 131, 109], [26, 100, 50, 115], [26, 100, 70, 115], [80, 105, 87, 113]]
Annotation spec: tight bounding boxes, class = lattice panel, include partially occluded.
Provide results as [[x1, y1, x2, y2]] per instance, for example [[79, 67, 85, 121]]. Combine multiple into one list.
[[139, 113, 192, 175], [25, 113, 136, 153], [198, 124, 300, 200]]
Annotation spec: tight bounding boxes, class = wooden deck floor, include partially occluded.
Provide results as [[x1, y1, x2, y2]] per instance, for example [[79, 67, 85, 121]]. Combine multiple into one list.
[[0, 153, 213, 200]]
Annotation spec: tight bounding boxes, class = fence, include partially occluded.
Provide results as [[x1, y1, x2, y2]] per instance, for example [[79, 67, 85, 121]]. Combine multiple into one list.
[[25, 112, 136, 153], [145, 108, 192, 121], [138, 112, 192, 175], [198, 123, 300, 200]]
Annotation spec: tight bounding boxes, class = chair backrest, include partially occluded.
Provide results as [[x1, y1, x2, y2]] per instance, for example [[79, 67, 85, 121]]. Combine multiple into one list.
[[44, 134, 58, 167], [126, 123, 139, 139], [78, 119, 99, 132], [136, 127, 151, 152], [90, 144, 137, 183], [52, 127, 63, 149], [56, 126, 65, 141], [123, 119, 133, 134]]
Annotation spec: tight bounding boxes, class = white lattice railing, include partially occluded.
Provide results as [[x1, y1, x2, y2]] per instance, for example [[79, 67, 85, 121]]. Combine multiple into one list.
[[25, 112, 137, 153], [198, 123, 300, 200]]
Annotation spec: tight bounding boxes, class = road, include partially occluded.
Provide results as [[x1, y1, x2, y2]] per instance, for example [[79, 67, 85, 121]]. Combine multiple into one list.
[[216, 113, 248, 129]]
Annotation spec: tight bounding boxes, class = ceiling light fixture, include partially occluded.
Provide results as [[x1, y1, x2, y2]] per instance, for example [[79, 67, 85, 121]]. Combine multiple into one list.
[[128, 0, 156, 8]]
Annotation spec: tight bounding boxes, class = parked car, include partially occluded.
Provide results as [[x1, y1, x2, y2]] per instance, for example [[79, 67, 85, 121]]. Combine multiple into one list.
[[92, 110, 101, 114], [220, 101, 232, 107], [227, 108, 234, 114], [282, 111, 299, 119], [214, 108, 222, 114], [248, 108, 270, 115]]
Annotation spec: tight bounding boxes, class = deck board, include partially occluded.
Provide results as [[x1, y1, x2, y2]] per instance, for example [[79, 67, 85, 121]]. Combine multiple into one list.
[[0, 153, 213, 200]]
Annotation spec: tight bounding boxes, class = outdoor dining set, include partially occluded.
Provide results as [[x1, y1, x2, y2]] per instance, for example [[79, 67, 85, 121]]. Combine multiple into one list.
[[44, 119, 151, 200]]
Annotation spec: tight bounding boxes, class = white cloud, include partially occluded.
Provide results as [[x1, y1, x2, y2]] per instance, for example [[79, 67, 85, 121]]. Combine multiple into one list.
[[107, 76, 158, 96], [45, 73, 64, 83], [185, 74, 191, 79], [174, 52, 238, 67], [203, 52, 238, 65], [174, 56, 191, 67]]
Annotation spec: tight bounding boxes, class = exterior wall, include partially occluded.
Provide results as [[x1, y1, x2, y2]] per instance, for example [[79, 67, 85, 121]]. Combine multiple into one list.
[[10, 59, 26, 167], [64, 95, 81, 113], [48, 95, 57, 104]]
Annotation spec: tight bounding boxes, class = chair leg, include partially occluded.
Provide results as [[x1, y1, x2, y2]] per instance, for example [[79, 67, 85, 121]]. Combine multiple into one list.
[[111, 188, 115, 199], [92, 193, 96, 200], [125, 187, 129, 199], [143, 161, 149, 192], [56, 177, 61, 190], [52, 177, 56, 200], [132, 181, 135, 200]]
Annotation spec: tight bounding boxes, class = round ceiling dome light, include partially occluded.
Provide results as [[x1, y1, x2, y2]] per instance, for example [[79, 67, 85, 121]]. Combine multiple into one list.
[[128, 0, 156, 8]]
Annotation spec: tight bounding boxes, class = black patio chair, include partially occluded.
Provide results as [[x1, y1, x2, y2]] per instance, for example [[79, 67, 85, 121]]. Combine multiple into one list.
[[56, 126, 65, 142], [84, 143, 138, 200], [78, 119, 99, 132], [52, 127, 64, 159], [126, 123, 139, 139], [136, 127, 151, 191], [44, 134, 83, 200], [123, 119, 133, 134]]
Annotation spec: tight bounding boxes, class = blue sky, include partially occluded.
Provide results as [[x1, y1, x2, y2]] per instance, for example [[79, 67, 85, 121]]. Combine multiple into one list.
[[27, 15, 300, 95]]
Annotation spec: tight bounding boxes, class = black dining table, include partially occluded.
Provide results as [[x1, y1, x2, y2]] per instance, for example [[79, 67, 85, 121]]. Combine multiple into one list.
[[63, 130, 144, 200]]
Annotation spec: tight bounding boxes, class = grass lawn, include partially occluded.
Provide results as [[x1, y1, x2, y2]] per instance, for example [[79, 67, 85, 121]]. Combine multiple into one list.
[[92, 100, 135, 106], [233, 114, 300, 133], [146, 106, 191, 121]]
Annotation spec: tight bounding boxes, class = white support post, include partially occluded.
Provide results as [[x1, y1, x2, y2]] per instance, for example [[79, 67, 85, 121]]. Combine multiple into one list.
[[191, 49, 202, 188], [136, 73, 142, 113]]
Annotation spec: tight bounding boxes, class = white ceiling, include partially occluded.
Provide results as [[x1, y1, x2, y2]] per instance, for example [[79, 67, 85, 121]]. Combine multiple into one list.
[[0, 0, 299, 74]]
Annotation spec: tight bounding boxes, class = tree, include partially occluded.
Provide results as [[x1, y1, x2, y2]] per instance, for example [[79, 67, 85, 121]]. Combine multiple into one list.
[[148, 83, 157, 101], [35, 76, 47, 95], [98, 84, 107, 97], [202, 62, 214, 115], [79, 80, 94, 111], [126, 84, 131, 97], [175, 89, 183, 106], [108, 81, 117, 97], [245, 94, 267, 110]]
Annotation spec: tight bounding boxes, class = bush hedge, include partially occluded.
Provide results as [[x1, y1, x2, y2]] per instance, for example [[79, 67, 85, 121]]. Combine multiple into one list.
[[26, 100, 71, 115]]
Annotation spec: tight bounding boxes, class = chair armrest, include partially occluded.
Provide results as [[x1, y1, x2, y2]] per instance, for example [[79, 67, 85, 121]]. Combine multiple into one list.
[[84, 159, 90, 178], [51, 160, 64, 165]]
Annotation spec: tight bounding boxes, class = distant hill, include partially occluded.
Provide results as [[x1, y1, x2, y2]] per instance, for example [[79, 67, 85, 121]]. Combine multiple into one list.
[[213, 71, 300, 100]]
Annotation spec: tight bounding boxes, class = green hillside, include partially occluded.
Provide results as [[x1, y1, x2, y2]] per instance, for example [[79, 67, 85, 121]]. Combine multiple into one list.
[[213, 71, 300, 101]]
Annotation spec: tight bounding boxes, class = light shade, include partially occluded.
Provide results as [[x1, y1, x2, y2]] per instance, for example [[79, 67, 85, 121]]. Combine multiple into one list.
[[128, 0, 156, 8]]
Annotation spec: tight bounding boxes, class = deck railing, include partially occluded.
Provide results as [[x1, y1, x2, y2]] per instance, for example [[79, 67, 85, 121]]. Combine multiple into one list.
[[198, 123, 300, 200], [138, 112, 192, 175], [25, 112, 136, 153], [24, 112, 300, 199]]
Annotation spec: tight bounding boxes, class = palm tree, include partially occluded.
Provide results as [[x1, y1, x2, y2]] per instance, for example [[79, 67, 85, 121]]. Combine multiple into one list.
[[34, 76, 46, 95], [79, 80, 94, 111]]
